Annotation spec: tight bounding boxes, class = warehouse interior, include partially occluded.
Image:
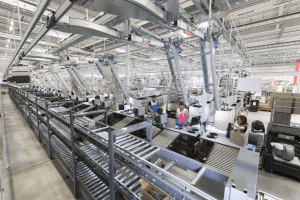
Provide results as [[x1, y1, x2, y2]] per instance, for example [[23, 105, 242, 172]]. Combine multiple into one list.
[[0, 0, 300, 200]]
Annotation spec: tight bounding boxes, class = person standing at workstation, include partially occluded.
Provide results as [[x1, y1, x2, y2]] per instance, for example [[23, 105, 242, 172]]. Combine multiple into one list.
[[176, 102, 189, 126], [148, 95, 160, 113], [232, 115, 248, 134]]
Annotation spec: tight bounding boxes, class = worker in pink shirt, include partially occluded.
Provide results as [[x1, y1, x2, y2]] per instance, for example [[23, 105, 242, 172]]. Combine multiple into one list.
[[176, 102, 189, 126]]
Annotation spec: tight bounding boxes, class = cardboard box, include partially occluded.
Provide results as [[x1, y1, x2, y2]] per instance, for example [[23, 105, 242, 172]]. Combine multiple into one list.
[[293, 93, 300, 98], [269, 123, 300, 136], [272, 96, 293, 113], [166, 118, 176, 128], [273, 92, 293, 96], [278, 134, 295, 140], [293, 97, 300, 114], [269, 93, 292, 107], [230, 131, 248, 147], [141, 180, 169, 200], [272, 112, 291, 125]]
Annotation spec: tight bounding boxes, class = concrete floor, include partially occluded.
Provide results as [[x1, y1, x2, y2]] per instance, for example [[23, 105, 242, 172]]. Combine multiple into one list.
[[1, 93, 300, 200], [2, 94, 77, 200]]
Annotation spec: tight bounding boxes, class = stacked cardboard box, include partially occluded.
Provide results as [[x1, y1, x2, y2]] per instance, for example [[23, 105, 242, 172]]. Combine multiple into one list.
[[269, 92, 292, 107], [272, 96, 293, 113], [273, 112, 291, 125], [293, 93, 300, 98], [293, 97, 300, 114], [267, 122, 300, 137]]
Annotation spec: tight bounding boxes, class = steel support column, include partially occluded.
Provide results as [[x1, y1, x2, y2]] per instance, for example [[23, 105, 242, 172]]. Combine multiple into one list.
[[108, 129, 115, 200], [69, 112, 78, 198], [199, 38, 210, 93], [45, 101, 52, 159], [35, 97, 41, 142], [209, 39, 219, 110], [126, 45, 130, 92]]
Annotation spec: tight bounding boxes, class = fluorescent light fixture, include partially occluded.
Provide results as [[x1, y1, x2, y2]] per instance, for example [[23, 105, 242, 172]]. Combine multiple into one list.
[[237, 10, 254, 16], [115, 48, 126, 53], [10, 21, 13, 25], [199, 22, 209, 28], [273, 1, 294, 7], [7, 39, 10, 42], [9, 26, 12, 31], [6, 45, 8, 47]]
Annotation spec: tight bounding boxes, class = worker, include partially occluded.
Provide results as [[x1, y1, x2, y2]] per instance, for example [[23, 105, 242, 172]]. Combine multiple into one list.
[[176, 102, 189, 126], [0, 113, 5, 117], [232, 115, 248, 134], [148, 95, 160, 113]]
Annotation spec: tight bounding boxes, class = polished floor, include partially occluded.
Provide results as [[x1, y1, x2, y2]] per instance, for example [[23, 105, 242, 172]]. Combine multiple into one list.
[[2, 94, 300, 200], [2, 94, 78, 200]]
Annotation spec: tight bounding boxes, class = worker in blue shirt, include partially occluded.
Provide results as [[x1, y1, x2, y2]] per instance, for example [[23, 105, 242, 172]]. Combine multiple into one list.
[[148, 95, 160, 113]]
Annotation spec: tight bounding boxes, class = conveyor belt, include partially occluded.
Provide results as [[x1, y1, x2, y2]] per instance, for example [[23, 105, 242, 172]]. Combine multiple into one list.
[[76, 106, 94, 113], [93, 111, 113, 121], [205, 143, 239, 174], [151, 129, 181, 148], [112, 117, 136, 129]]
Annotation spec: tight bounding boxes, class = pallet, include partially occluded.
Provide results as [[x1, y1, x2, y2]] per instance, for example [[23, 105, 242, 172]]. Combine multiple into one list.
[[259, 109, 271, 112]]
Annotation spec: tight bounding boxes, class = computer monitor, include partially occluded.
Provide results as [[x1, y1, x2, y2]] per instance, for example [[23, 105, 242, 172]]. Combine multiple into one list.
[[191, 116, 201, 126]]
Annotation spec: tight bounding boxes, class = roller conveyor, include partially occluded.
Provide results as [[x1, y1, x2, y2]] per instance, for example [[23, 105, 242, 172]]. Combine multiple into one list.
[[79, 144, 143, 198], [205, 143, 239, 174], [47, 118, 72, 142], [50, 135, 112, 200], [10, 87, 260, 200], [25, 105, 143, 199]]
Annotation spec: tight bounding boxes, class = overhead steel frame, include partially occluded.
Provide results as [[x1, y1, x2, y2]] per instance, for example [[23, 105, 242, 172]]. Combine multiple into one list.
[[66, 66, 92, 95], [199, 38, 219, 110], [165, 39, 189, 105], [4, 0, 75, 77], [42, 73, 57, 89], [52, 72, 70, 97], [95, 56, 129, 103]]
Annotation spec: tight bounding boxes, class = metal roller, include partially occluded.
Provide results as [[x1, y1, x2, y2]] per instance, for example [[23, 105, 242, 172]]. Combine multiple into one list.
[[93, 186, 108, 197], [126, 141, 145, 151], [143, 148, 160, 160], [136, 146, 154, 157], [131, 144, 150, 154], [121, 140, 140, 148]]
